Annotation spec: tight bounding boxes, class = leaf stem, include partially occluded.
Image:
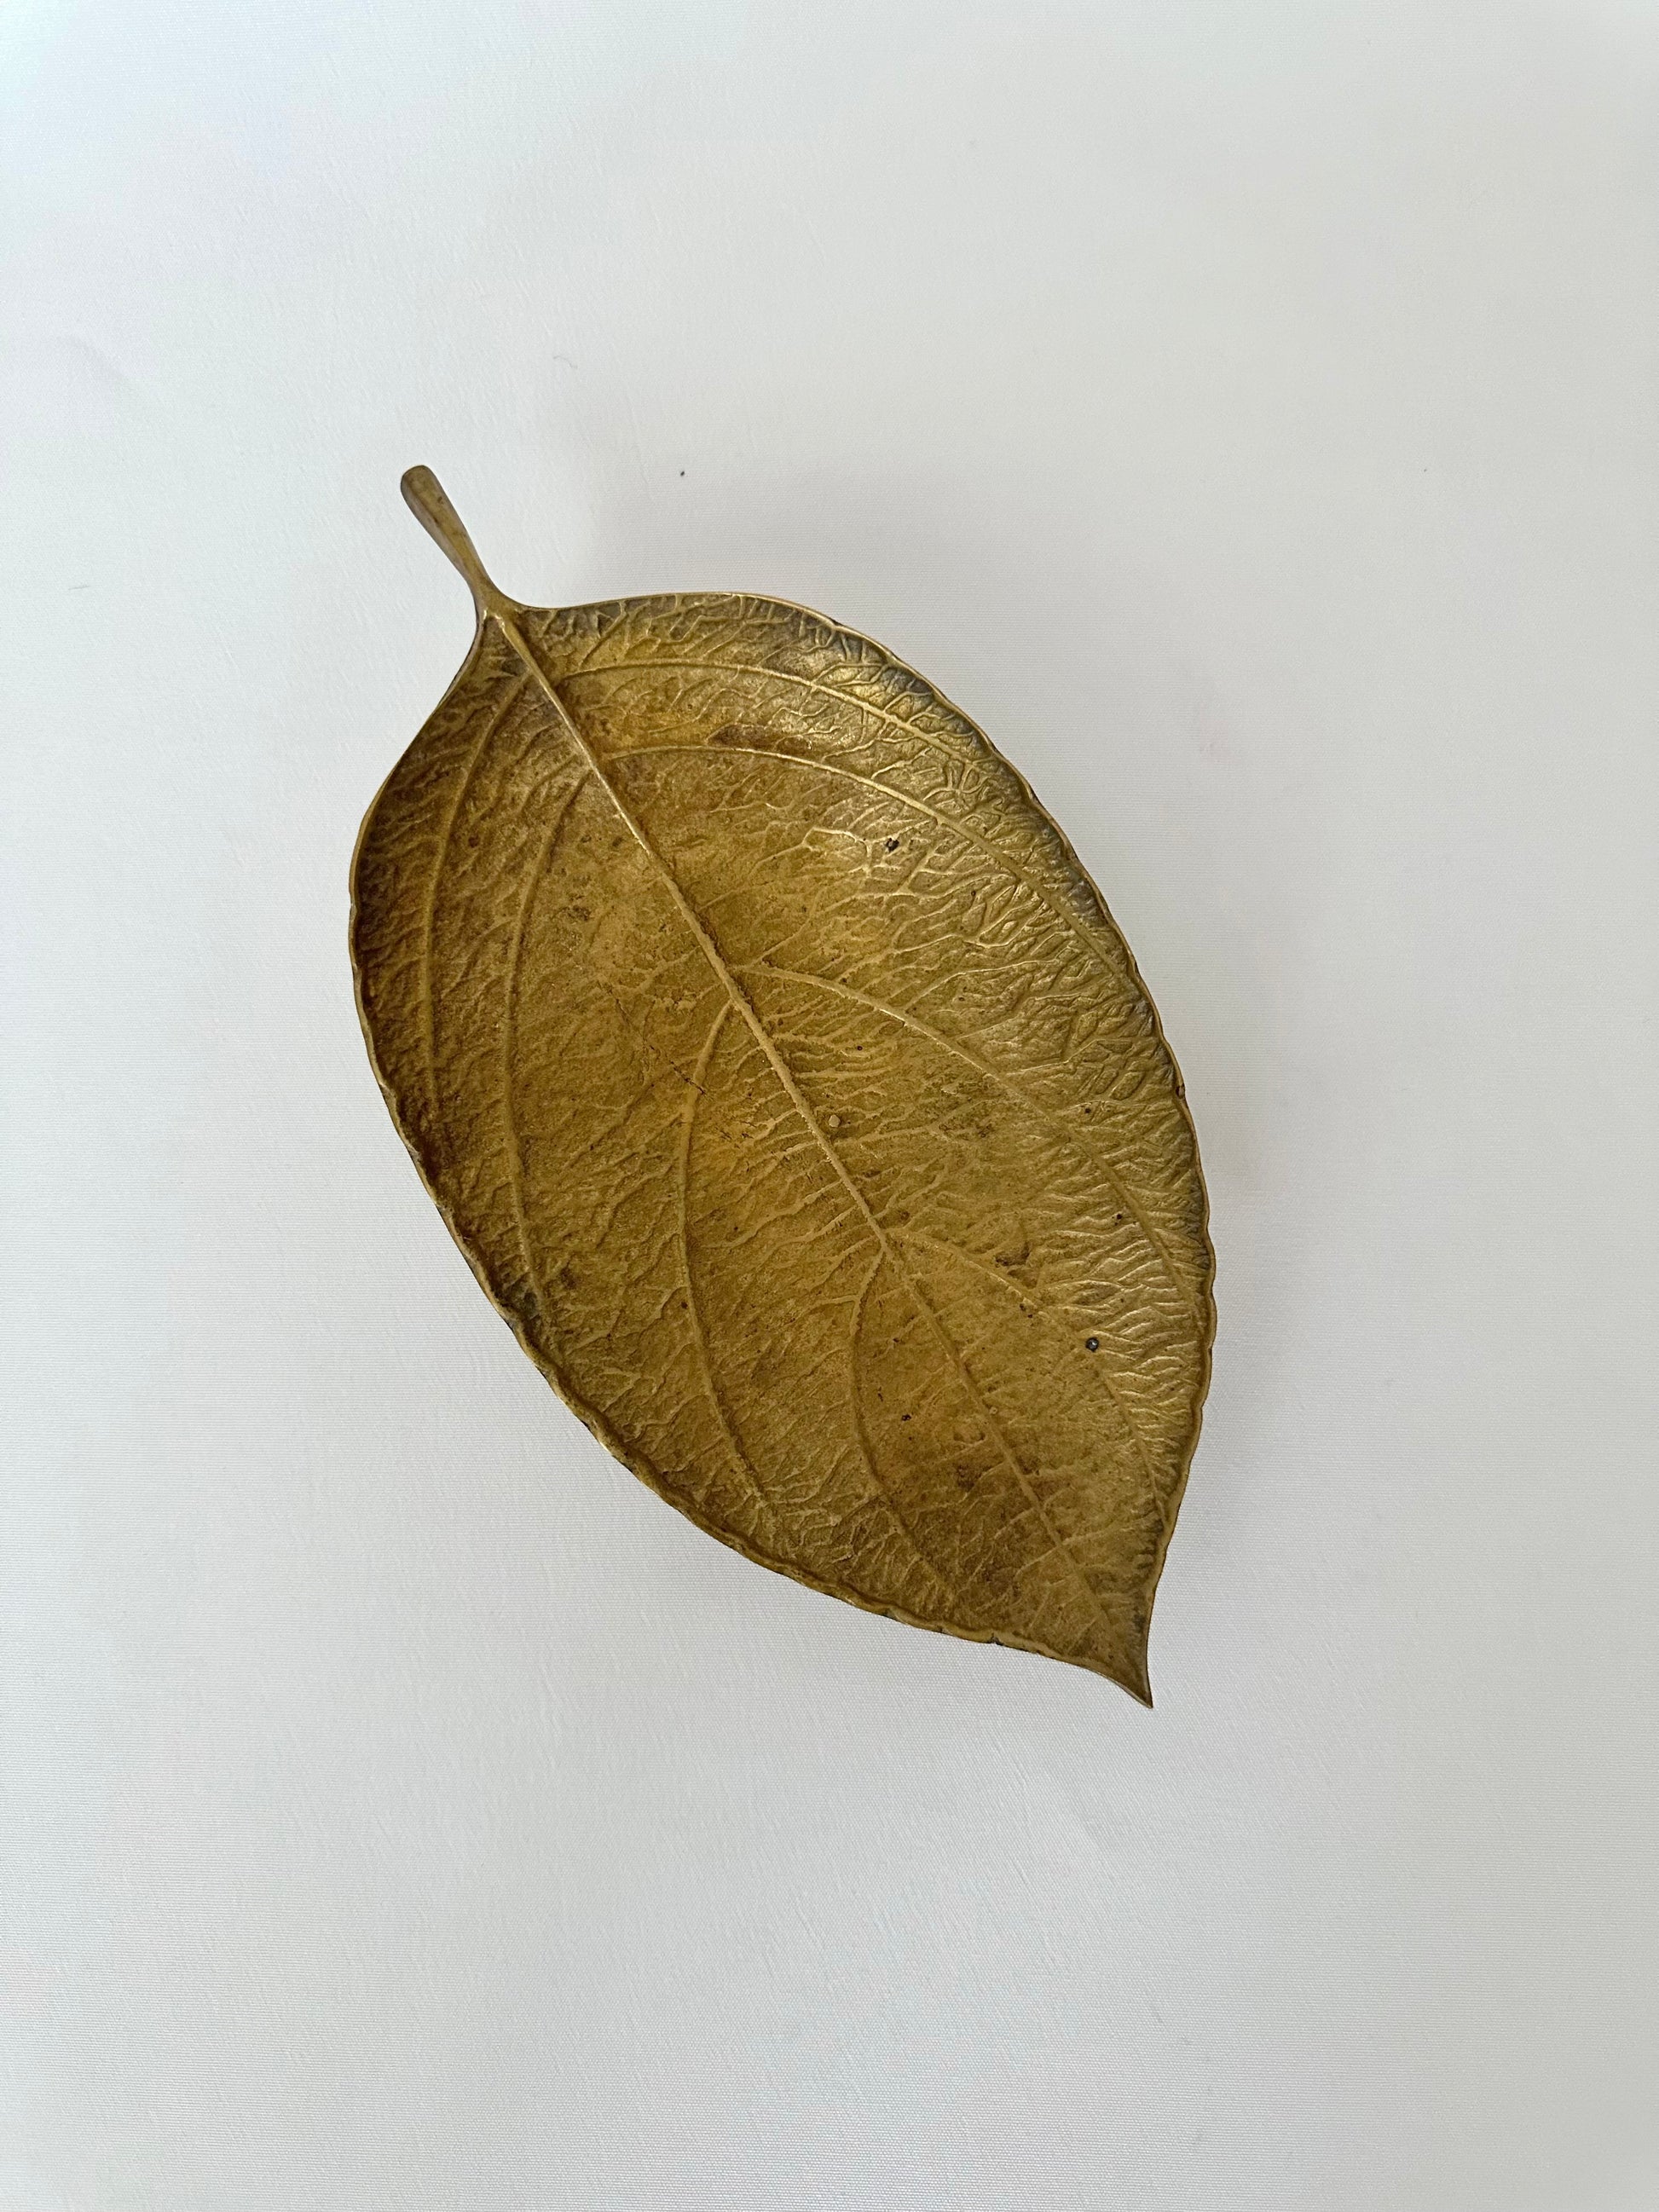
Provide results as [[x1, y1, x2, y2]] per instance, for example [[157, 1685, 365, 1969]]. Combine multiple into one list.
[[400, 466, 518, 621]]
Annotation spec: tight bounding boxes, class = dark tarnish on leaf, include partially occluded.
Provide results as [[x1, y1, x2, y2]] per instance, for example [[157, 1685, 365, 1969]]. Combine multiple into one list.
[[350, 468, 1215, 1701]]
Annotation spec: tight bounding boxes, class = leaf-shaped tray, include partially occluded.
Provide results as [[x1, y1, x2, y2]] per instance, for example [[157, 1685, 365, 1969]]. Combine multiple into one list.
[[352, 470, 1215, 1700]]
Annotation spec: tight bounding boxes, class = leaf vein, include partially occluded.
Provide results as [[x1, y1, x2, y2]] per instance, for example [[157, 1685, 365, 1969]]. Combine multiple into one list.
[[607, 739, 1153, 1055], [419, 674, 528, 1133], [501, 767, 590, 1328], [891, 1228, 1163, 1485], [744, 960, 1196, 1314], [673, 1002, 790, 1540]]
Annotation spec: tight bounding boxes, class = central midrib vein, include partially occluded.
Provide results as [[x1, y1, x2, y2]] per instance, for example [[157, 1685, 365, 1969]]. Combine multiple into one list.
[[490, 609, 1106, 1627]]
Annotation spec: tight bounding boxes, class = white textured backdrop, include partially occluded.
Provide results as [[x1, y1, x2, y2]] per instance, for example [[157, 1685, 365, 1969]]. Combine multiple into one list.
[[5, 3, 1657, 2207]]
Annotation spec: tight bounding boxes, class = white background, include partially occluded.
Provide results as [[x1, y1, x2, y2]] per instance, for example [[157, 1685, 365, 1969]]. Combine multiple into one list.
[[5, 3, 1657, 2207]]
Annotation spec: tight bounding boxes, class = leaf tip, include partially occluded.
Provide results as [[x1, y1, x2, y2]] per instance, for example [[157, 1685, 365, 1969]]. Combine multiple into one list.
[[1092, 1620, 1154, 1707], [1125, 1623, 1155, 1707], [1020, 1620, 1154, 1703]]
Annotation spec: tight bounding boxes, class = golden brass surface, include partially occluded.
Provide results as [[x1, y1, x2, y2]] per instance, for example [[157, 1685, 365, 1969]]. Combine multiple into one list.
[[351, 468, 1215, 1699]]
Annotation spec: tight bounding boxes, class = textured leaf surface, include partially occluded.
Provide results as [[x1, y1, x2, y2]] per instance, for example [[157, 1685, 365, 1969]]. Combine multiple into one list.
[[351, 470, 1215, 1698]]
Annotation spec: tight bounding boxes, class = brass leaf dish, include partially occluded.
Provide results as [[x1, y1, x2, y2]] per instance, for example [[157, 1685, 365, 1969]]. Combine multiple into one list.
[[351, 469, 1214, 1699]]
